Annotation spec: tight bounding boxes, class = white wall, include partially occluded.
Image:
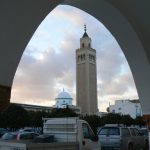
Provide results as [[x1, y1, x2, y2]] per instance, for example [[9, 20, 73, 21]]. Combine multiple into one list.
[[109, 100, 142, 119]]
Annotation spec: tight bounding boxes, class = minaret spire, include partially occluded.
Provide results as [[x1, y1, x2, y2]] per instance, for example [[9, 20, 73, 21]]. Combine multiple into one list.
[[82, 24, 89, 38], [84, 24, 87, 32]]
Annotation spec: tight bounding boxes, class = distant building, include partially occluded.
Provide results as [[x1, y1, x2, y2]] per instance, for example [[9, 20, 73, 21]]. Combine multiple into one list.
[[54, 89, 81, 114], [54, 89, 73, 108], [76, 25, 98, 115], [109, 99, 142, 119], [12, 102, 52, 113], [97, 111, 108, 117], [12, 89, 80, 114]]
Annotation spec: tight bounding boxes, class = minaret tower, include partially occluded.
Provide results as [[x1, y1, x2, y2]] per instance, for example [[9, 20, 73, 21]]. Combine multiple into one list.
[[76, 25, 98, 115]]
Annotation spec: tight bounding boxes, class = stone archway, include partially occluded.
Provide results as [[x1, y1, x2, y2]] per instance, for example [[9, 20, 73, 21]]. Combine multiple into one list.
[[0, 0, 150, 127]]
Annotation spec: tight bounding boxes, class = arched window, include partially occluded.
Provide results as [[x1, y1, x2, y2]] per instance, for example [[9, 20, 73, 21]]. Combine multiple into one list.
[[93, 56, 95, 61], [89, 54, 91, 60], [82, 43, 84, 48], [78, 56, 80, 61], [94, 56, 95, 60], [83, 54, 85, 60]]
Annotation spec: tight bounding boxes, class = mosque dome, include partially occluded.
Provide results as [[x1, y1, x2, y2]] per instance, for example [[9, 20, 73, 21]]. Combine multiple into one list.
[[56, 90, 72, 99], [55, 89, 72, 108]]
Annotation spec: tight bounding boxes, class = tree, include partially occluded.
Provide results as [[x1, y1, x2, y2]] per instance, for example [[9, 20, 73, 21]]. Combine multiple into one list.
[[101, 113, 122, 125], [120, 115, 134, 126], [2, 104, 29, 130], [0, 112, 4, 127], [134, 116, 145, 127], [81, 115, 101, 133], [106, 107, 110, 112], [50, 108, 78, 118]]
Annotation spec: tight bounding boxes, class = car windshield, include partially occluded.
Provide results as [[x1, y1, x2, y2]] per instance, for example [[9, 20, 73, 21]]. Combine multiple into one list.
[[99, 127, 120, 135], [140, 129, 148, 136]]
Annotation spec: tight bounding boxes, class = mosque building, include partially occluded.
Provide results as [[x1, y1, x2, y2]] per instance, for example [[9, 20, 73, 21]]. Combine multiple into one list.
[[54, 89, 81, 114], [76, 25, 98, 115], [55, 89, 73, 108]]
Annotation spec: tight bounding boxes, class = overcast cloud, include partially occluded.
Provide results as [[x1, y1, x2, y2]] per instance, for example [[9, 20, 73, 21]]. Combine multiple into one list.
[[11, 5, 138, 112]]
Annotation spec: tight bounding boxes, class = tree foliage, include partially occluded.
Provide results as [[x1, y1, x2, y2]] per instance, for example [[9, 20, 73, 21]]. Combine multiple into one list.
[[1, 104, 29, 129], [81, 113, 145, 133], [81, 115, 101, 133], [28, 110, 50, 127], [0, 105, 145, 131], [50, 108, 78, 118]]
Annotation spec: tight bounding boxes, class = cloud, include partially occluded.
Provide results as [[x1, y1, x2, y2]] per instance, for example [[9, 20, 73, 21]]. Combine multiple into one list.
[[11, 30, 77, 106], [49, 5, 84, 27]]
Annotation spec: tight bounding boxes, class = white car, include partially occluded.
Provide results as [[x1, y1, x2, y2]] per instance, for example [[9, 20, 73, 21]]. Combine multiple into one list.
[[98, 125, 146, 150]]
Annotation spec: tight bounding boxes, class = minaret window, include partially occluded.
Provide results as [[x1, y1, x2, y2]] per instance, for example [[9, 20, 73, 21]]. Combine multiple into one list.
[[82, 54, 85, 60], [82, 43, 84, 48], [89, 54, 93, 60], [93, 56, 95, 61], [78, 55, 81, 62], [92, 56, 95, 61], [89, 55, 95, 62], [88, 43, 91, 47], [81, 55, 83, 61], [89, 54, 91, 60], [78, 54, 86, 62]]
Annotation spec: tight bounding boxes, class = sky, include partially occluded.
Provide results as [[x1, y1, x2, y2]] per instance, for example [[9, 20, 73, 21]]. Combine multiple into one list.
[[11, 5, 138, 112]]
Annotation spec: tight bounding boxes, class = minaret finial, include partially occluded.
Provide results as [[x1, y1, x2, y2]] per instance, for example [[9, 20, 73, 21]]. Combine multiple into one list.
[[82, 24, 89, 38], [84, 24, 86, 32]]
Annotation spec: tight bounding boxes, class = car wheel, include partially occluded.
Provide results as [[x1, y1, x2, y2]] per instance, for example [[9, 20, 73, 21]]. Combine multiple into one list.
[[143, 140, 149, 150], [128, 143, 133, 150]]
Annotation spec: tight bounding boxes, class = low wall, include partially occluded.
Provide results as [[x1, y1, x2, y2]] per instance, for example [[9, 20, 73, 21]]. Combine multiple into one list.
[[27, 142, 78, 150], [0, 141, 79, 150]]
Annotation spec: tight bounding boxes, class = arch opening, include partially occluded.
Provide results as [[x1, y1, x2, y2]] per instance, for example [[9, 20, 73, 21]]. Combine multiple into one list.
[[11, 5, 138, 113]]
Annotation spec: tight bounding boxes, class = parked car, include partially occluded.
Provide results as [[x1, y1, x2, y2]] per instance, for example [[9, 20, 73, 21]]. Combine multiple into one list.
[[98, 124, 147, 150], [0, 128, 8, 137], [139, 128, 149, 150], [1, 131, 39, 140], [1, 132, 18, 140], [19, 128, 35, 132], [19, 127, 42, 134]]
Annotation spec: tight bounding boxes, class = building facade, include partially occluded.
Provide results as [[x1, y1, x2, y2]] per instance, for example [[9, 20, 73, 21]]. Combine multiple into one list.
[[109, 99, 142, 119], [11, 89, 81, 114], [12, 102, 52, 113], [54, 89, 81, 114], [76, 26, 98, 115]]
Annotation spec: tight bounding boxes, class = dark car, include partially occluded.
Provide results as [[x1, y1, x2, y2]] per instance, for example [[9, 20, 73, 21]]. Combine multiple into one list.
[[1, 132, 18, 140], [19, 128, 42, 134], [0, 128, 8, 137], [1, 131, 39, 140]]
